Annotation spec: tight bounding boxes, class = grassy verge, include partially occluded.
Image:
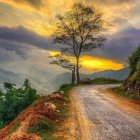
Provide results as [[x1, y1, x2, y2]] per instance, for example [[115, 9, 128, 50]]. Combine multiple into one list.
[[59, 84, 75, 98], [112, 87, 140, 101], [8, 121, 20, 135], [91, 78, 122, 85], [28, 119, 56, 140]]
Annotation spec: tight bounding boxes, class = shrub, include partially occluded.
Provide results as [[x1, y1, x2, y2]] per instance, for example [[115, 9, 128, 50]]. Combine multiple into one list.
[[0, 79, 37, 129]]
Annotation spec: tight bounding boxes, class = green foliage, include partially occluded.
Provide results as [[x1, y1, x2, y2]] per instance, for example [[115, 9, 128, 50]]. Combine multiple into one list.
[[129, 46, 140, 74], [0, 79, 37, 129], [59, 84, 75, 98], [91, 78, 122, 84], [124, 46, 140, 97], [4, 83, 15, 91], [8, 121, 20, 135], [59, 84, 70, 90], [28, 119, 56, 140]]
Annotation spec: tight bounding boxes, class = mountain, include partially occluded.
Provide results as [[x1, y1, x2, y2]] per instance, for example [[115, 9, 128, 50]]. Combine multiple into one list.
[[49, 72, 72, 91], [49, 67, 130, 90], [0, 68, 19, 87], [88, 67, 130, 80], [0, 67, 130, 93], [0, 68, 49, 94]]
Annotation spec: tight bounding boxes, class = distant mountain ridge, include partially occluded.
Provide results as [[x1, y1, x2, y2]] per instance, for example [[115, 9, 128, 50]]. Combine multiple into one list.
[[88, 67, 130, 80], [0, 68, 49, 93], [0, 67, 130, 93], [49, 67, 130, 90]]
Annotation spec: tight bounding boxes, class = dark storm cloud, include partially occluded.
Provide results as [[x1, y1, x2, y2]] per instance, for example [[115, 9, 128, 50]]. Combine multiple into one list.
[[0, 26, 60, 53], [0, 39, 33, 59], [93, 26, 140, 62], [0, 26, 140, 64]]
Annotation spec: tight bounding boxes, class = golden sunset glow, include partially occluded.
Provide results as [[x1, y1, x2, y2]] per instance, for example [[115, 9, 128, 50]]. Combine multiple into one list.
[[80, 56, 123, 71], [49, 51, 123, 71], [0, 0, 139, 74], [48, 51, 61, 57], [0, 0, 138, 36]]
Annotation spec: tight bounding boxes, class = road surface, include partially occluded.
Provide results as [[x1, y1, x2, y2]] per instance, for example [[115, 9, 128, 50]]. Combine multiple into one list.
[[72, 85, 140, 140]]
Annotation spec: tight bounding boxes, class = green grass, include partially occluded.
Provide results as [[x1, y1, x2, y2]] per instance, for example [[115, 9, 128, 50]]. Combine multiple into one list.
[[28, 119, 57, 140], [91, 78, 122, 85], [31, 100, 38, 108], [59, 84, 75, 99], [8, 121, 20, 135]]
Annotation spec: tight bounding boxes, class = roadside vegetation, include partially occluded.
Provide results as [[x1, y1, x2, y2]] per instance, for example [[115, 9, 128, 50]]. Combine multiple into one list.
[[111, 46, 140, 100], [112, 87, 140, 101], [27, 83, 75, 140], [28, 119, 56, 140], [0, 79, 37, 129], [79, 77, 122, 85], [91, 78, 122, 84], [8, 121, 21, 135]]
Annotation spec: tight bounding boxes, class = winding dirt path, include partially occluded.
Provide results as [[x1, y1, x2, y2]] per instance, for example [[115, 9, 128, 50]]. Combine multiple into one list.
[[71, 85, 140, 140]]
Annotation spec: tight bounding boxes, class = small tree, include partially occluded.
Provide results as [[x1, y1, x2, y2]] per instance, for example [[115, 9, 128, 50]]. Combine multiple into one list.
[[53, 3, 105, 83], [50, 54, 76, 84], [4, 82, 15, 91]]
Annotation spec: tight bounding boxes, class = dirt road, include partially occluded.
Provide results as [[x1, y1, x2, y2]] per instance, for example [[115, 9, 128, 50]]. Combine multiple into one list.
[[71, 85, 140, 140]]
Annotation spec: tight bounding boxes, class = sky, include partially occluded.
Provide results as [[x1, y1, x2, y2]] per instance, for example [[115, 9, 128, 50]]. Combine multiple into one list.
[[0, 0, 140, 75]]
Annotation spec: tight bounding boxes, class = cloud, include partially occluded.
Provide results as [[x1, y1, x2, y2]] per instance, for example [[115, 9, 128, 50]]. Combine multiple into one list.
[[0, 26, 61, 55], [92, 26, 140, 63], [0, 25, 140, 65], [0, 0, 43, 9], [94, 0, 130, 5], [25, 0, 42, 8], [0, 0, 139, 37], [0, 48, 22, 63]]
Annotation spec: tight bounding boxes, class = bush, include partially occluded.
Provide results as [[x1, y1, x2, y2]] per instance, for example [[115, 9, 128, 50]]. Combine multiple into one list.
[[59, 84, 70, 91], [0, 79, 37, 129]]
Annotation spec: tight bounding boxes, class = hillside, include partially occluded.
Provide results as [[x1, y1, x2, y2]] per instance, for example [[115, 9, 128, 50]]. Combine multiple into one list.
[[49, 72, 72, 91], [0, 88, 73, 140], [124, 46, 140, 97], [0, 67, 130, 93], [88, 67, 130, 80]]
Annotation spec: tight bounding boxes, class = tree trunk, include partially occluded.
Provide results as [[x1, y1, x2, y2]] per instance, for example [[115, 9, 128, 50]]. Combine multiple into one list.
[[71, 65, 75, 84], [76, 57, 80, 84]]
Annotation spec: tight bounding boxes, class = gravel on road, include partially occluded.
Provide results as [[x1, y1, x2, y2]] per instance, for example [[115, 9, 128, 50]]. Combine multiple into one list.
[[72, 85, 140, 140]]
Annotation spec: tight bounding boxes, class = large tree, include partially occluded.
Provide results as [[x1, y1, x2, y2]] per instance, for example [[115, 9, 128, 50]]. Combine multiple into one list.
[[53, 3, 105, 83]]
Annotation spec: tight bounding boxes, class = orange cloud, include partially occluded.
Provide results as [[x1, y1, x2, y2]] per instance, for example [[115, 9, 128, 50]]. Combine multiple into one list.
[[0, 0, 137, 36], [80, 56, 123, 71], [48, 51, 61, 57], [49, 51, 124, 71]]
